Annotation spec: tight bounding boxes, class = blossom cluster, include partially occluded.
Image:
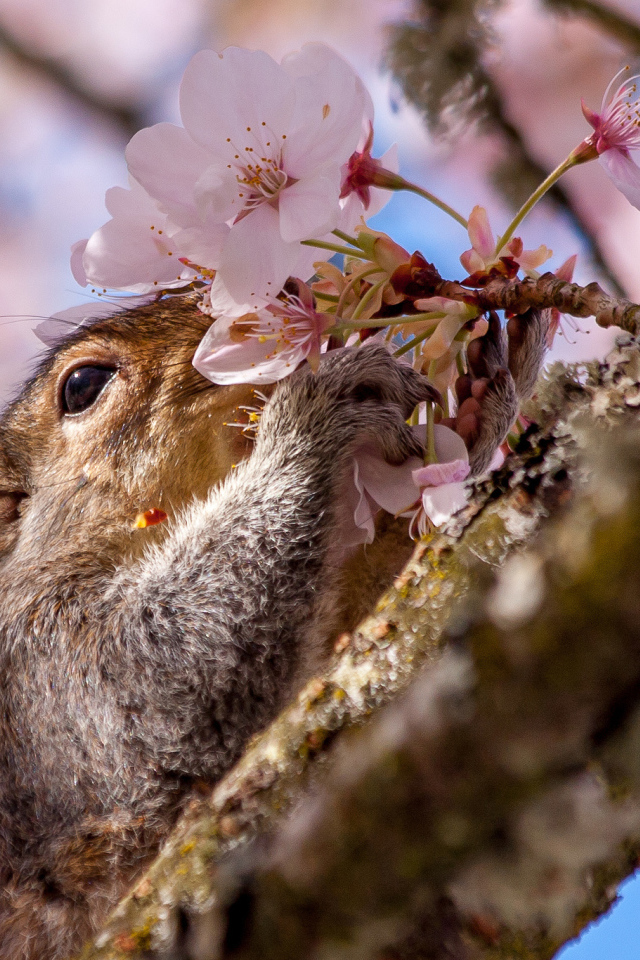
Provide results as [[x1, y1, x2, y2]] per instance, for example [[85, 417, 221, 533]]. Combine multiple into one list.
[[64, 44, 640, 543]]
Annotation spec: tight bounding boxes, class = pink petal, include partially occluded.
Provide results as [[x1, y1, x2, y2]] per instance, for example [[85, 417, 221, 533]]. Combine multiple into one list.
[[202, 275, 267, 317], [353, 446, 423, 515], [421, 315, 465, 361], [412, 459, 470, 487], [180, 48, 296, 161], [193, 314, 307, 385], [220, 203, 299, 303], [515, 244, 552, 274], [599, 148, 640, 209], [70, 239, 88, 285], [193, 165, 240, 223], [125, 123, 213, 227], [281, 44, 367, 176], [467, 205, 495, 259], [431, 424, 469, 463], [82, 191, 193, 292], [171, 220, 229, 272], [555, 254, 577, 283], [278, 167, 341, 242], [349, 456, 378, 545]]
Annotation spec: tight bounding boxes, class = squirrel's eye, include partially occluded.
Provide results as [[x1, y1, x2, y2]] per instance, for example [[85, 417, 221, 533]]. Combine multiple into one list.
[[62, 366, 116, 415]]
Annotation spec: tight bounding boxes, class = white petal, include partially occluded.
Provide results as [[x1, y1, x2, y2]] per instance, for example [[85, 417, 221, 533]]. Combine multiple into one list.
[[82, 206, 192, 291], [355, 447, 423, 514], [70, 239, 88, 285], [278, 167, 341, 242], [599, 148, 640, 209], [171, 220, 229, 271], [220, 204, 298, 303], [348, 456, 378, 544], [421, 483, 469, 526], [202, 275, 267, 317], [193, 315, 305, 385], [125, 123, 213, 226], [193, 165, 240, 222], [282, 43, 367, 176], [180, 48, 296, 161], [432, 424, 470, 464]]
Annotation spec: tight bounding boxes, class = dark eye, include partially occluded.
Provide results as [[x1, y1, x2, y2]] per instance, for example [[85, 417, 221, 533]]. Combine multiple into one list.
[[62, 366, 116, 415]]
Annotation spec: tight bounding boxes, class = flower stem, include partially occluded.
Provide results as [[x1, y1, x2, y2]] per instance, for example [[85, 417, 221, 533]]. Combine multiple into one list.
[[335, 266, 379, 319], [424, 360, 440, 465], [399, 180, 468, 229], [495, 154, 579, 254], [313, 291, 340, 303], [393, 325, 439, 357], [350, 279, 387, 322], [332, 228, 361, 247], [301, 239, 367, 258]]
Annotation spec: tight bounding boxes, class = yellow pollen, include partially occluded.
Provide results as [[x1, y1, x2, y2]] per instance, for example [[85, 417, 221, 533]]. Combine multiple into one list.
[[322, 103, 330, 119], [150, 225, 155, 230], [246, 126, 251, 131]]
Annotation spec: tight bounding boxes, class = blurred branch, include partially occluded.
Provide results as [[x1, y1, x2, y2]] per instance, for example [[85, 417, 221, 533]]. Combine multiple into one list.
[[79, 339, 640, 959], [0, 20, 146, 139], [543, 0, 640, 50], [386, 1, 627, 297]]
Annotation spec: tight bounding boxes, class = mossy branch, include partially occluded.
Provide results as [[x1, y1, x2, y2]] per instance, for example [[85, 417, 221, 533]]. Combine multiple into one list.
[[78, 341, 640, 959]]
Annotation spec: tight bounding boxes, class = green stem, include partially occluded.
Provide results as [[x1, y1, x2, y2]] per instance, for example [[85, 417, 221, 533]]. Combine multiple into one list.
[[400, 181, 468, 229], [496, 153, 580, 253], [424, 360, 440, 465], [350, 279, 387, 322], [313, 291, 340, 303], [332, 228, 360, 247], [332, 312, 446, 336], [301, 239, 367, 258], [393, 325, 439, 357], [335, 266, 379, 319]]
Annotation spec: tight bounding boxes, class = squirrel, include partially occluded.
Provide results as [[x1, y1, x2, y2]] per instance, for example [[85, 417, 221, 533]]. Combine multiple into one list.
[[0, 295, 547, 959]]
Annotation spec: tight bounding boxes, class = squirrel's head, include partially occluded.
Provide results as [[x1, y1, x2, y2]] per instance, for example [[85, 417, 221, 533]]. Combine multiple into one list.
[[0, 298, 255, 565]]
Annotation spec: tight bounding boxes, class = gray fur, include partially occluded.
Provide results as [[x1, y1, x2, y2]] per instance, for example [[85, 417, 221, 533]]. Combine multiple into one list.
[[467, 309, 548, 475], [0, 308, 434, 960]]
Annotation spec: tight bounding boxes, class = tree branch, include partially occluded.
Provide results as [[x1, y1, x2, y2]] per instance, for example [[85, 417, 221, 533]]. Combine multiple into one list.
[[76, 337, 640, 959]]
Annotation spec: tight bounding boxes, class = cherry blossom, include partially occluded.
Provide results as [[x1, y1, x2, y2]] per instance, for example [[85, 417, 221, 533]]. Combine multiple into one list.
[[72, 178, 227, 294], [546, 254, 580, 347], [578, 67, 640, 209], [339, 123, 399, 229], [348, 424, 473, 546], [193, 280, 334, 385], [460, 206, 551, 283], [123, 43, 370, 304]]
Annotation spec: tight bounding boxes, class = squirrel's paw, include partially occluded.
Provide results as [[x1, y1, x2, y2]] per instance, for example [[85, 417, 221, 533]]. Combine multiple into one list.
[[261, 342, 440, 466]]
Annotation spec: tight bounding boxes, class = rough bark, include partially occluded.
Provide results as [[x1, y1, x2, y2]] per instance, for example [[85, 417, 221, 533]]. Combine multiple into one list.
[[78, 335, 640, 960]]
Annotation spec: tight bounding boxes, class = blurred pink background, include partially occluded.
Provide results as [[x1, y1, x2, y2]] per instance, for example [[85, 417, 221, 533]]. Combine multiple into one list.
[[0, 0, 637, 404]]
